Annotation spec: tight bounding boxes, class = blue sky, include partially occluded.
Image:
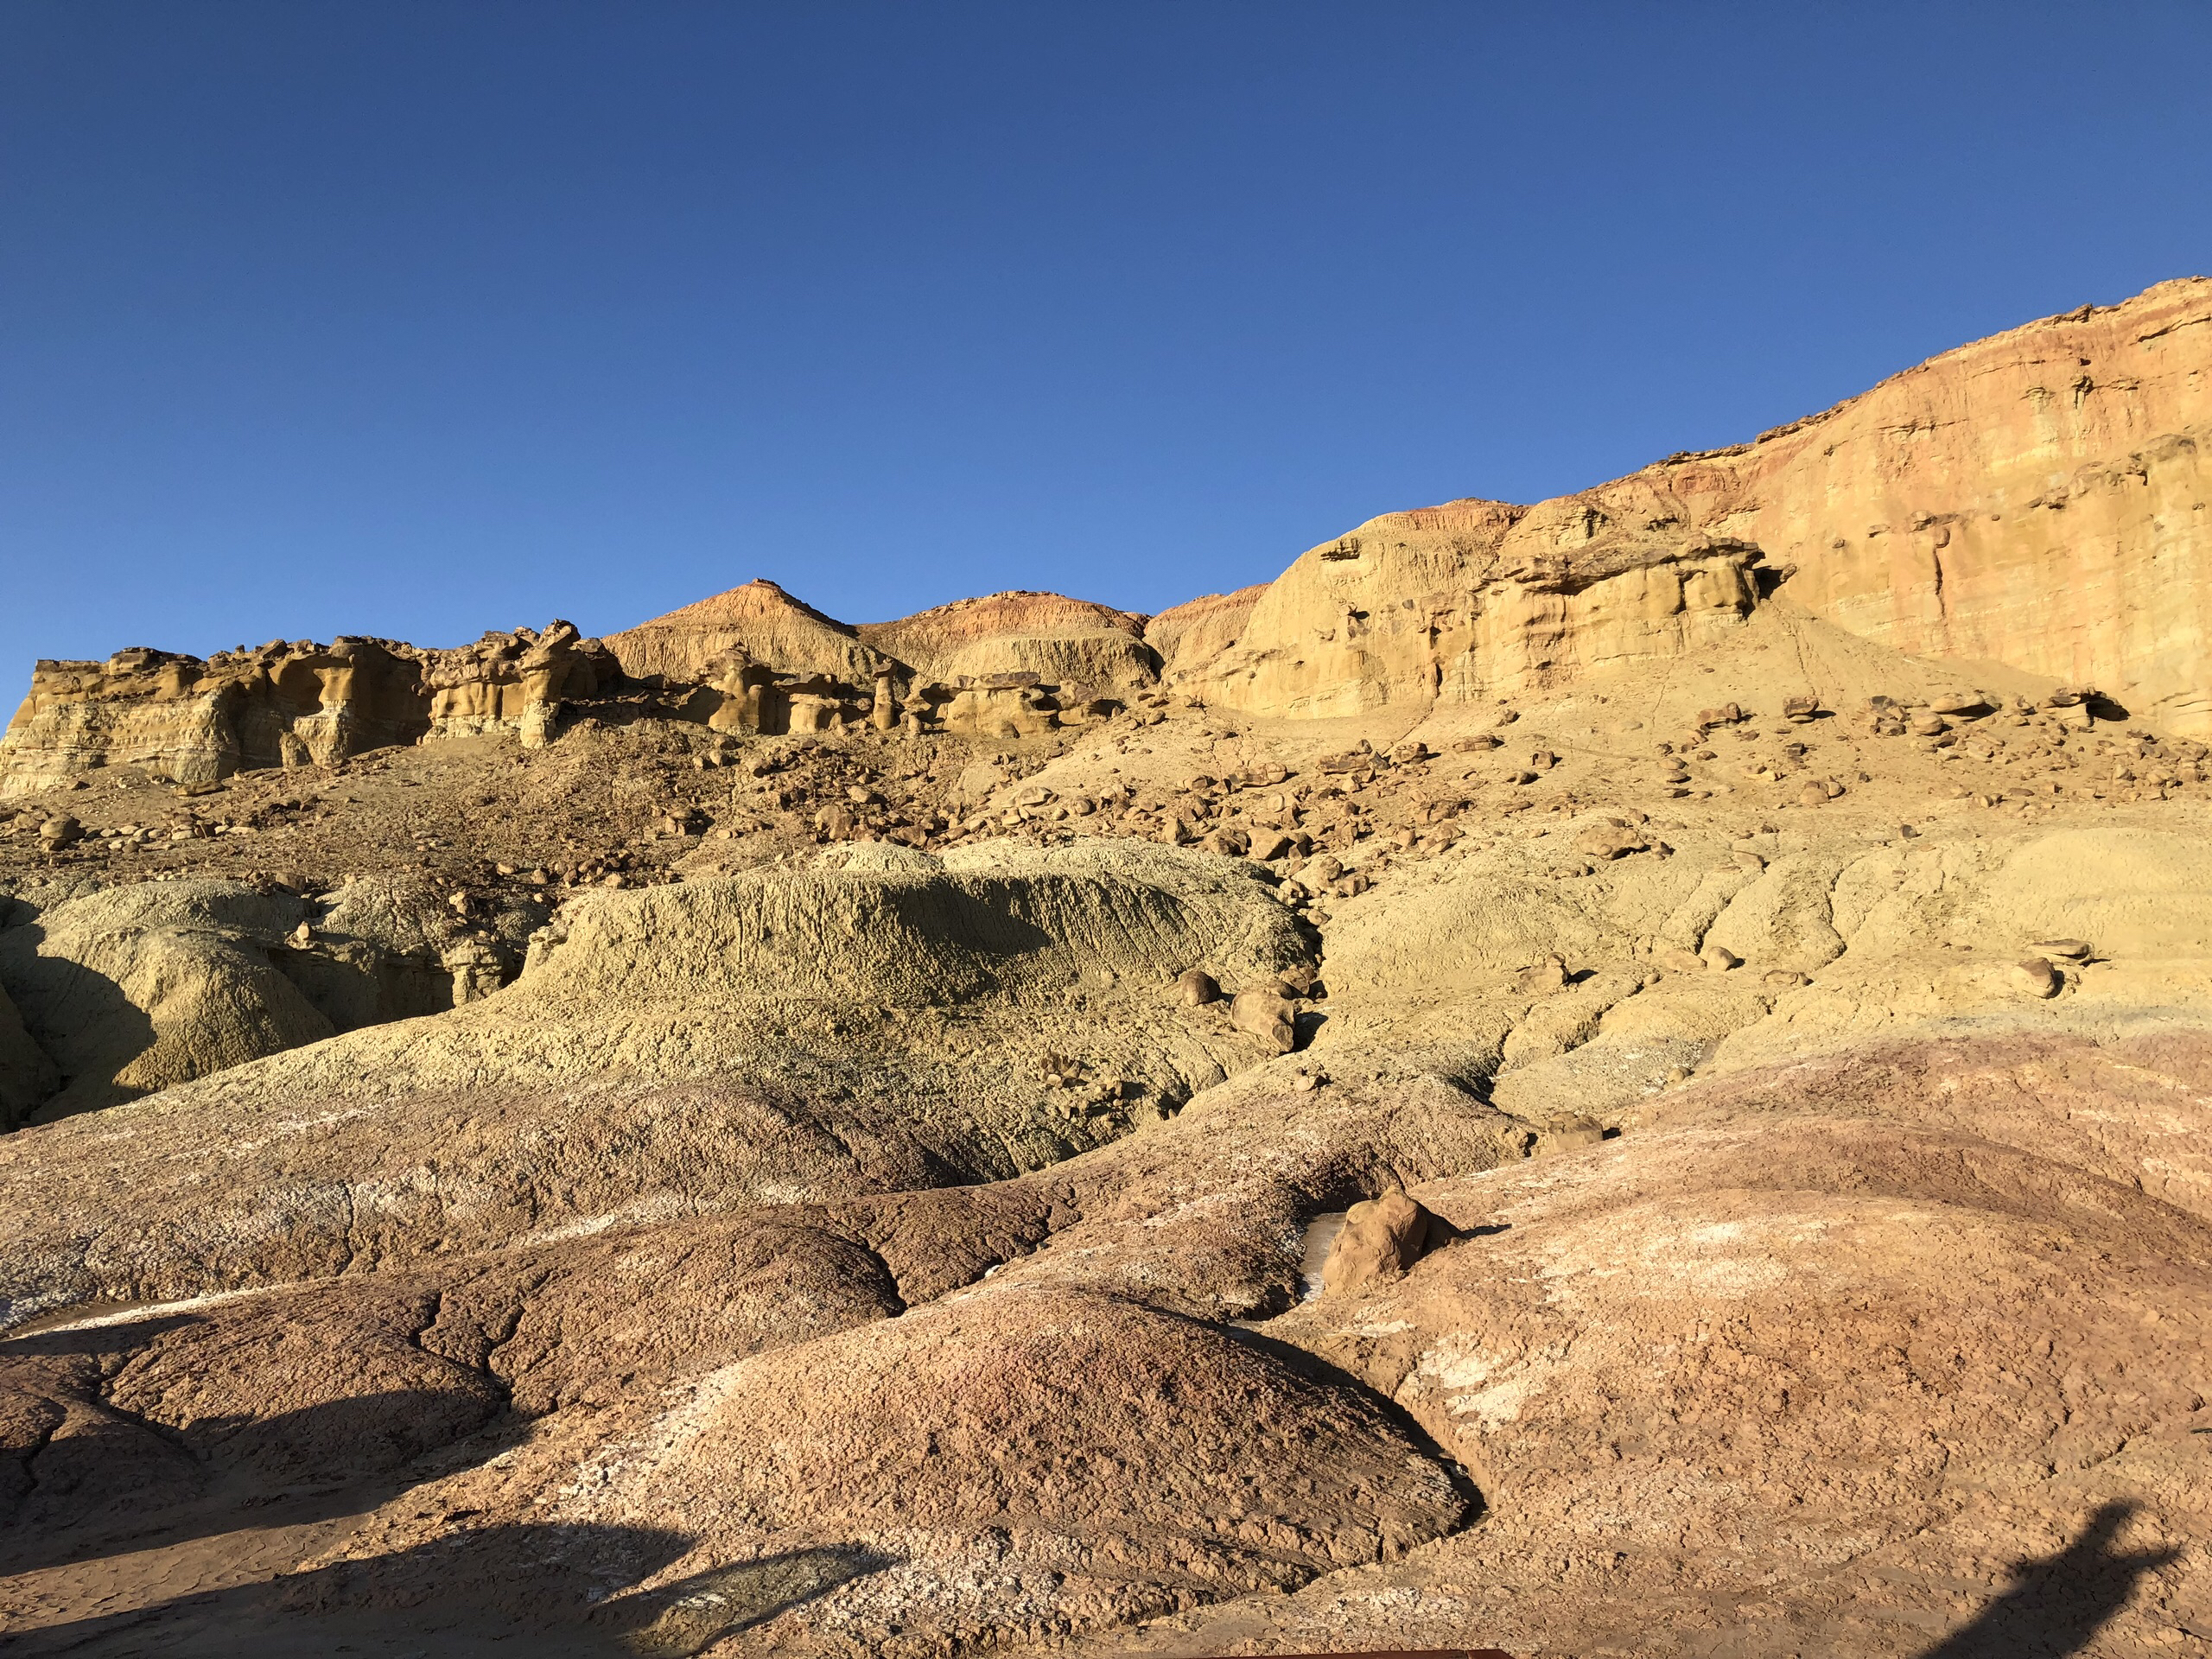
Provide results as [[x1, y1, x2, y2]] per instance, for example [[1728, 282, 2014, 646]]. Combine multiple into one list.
[[4, 3, 2211, 683]]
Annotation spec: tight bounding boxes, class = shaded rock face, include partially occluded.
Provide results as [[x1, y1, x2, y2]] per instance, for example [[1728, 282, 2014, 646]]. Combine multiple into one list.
[[0, 876, 550, 1123]]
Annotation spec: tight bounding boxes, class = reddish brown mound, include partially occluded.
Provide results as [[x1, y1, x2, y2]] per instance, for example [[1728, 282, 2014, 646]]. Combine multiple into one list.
[[857, 590, 1147, 660], [1147, 582, 1266, 680], [603, 578, 892, 685]]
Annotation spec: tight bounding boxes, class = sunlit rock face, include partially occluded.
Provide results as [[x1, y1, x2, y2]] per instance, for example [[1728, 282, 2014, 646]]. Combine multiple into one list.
[[1178, 278, 2212, 730], [0, 624, 620, 795]]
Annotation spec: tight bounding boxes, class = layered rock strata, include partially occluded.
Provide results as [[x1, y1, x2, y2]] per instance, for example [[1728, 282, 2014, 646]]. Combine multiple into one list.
[[857, 590, 1159, 696], [1176, 278, 2212, 728]]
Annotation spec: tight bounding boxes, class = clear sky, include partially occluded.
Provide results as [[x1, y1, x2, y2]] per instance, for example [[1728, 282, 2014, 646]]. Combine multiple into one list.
[[5, 3, 2211, 685]]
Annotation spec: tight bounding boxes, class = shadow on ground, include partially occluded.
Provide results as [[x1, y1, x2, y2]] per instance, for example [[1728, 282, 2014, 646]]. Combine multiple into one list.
[[1918, 1503, 2180, 1658], [7, 1526, 893, 1657]]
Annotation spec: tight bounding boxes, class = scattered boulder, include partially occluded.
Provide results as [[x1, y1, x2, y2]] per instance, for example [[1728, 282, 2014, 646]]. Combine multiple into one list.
[[1231, 983, 1298, 1052], [2012, 956, 2063, 998], [1573, 823, 1648, 860], [2028, 937, 2093, 959], [1781, 695, 1821, 722], [1178, 968, 1222, 1006], [1319, 1189, 1446, 1296], [1928, 689, 1988, 716], [1515, 954, 1567, 994]]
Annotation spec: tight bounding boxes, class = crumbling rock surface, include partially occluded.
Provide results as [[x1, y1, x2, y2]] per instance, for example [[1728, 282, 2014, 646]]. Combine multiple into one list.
[[0, 624, 621, 798], [0, 841, 1313, 1323]]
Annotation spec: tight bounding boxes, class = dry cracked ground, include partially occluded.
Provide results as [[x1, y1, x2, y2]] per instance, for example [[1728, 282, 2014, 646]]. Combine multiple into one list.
[[6, 285, 2212, 1657]]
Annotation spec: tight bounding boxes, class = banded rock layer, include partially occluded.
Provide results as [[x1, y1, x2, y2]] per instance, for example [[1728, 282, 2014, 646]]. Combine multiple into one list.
[[1173, 278, 2212, 728]]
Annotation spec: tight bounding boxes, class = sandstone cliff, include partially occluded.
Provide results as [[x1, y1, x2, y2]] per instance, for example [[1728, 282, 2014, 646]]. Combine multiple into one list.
[[0, 624, 617, 797], [1176, 278, 2212, 729]]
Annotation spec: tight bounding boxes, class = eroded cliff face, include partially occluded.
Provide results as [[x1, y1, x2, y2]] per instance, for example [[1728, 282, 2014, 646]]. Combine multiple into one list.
[[0, 588, 1154, 793], [1176, 277, 2212, 728], [1147, 582, 1268, 680], [1170, 495, 1765, 717], [0, 626, 620, 798], [10, 277, 2212, 800]]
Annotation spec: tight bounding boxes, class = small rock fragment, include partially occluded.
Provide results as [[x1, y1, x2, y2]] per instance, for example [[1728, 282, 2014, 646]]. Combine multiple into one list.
[[1700, 944, 1742, 972], [2012, 957, 2063, 999], [2028, 938, 2092, 960], [1533, 1116, 1606, 1156], [1177, 969, 1221, 1007]]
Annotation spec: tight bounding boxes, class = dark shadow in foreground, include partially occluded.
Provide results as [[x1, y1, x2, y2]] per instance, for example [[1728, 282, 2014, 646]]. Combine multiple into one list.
[[7, 1525, 893, 1658], [1917, 1502, 2178, 1659]]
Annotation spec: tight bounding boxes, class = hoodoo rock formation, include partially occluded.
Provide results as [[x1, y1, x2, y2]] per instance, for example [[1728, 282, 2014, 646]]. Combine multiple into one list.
[[6, 281, 2212, 1656]]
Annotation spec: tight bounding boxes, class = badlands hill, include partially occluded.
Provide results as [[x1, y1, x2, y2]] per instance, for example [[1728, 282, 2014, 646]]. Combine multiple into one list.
[[2, 282, 2211, 1656]]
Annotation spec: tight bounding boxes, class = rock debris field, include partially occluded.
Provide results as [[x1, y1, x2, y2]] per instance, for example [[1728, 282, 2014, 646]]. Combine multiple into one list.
[[3, 283, 2212, 1656]]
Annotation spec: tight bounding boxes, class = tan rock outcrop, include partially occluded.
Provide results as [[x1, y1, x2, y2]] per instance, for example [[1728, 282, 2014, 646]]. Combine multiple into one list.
[[1181, 278, 2212, 729], [0, 624, 618, 794], [604, 578, 893, 688], [1177, 496, 1764, 717], [416, 620, 618, 748]]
